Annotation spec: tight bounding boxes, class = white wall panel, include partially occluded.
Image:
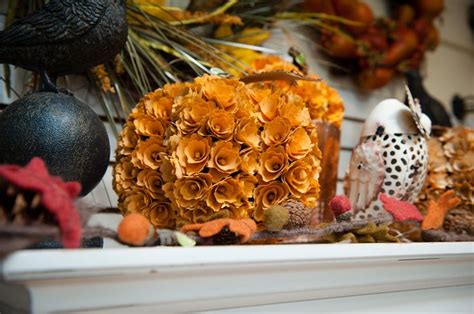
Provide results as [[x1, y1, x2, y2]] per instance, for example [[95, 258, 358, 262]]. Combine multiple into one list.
[[338, 150, 351, 181], [87, 166, 117, 208], [336, 181, 344, 195], [340, 120, 363, 149], [437, 0, 474, 50], [424, 44, 474, 122], [104, 122, 119, 161]]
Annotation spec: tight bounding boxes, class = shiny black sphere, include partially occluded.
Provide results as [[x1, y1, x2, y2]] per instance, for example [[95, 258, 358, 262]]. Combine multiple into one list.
[[0, 92, 110, 195]]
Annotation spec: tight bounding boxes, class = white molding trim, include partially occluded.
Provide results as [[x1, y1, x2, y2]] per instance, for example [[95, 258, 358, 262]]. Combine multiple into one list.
[[0, 243, 473, 312]]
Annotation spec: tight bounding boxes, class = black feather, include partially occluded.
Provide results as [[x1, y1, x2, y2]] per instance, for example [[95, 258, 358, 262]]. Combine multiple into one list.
[[0, 0, 107, 46], [0, 0, 127, 77]]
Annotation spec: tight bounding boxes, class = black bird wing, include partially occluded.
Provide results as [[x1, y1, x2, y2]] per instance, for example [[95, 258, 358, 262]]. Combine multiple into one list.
[[0, 0, 108, 46]]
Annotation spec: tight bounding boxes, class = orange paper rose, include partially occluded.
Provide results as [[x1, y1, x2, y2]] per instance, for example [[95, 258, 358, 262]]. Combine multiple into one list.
[[172, 173, 212, 209], [282, 160, 313, 197], [261, 116, 291, 146], [236, 173, 258, 198], [208, 141, 241, 178], [197, 76, 240, 112], [122, 188, 152, 214], [234, 117, 261, 148], [143, 91, 173, 121], [256, 92, 280, 123], [240, 148, 259, 175], [278, 94, 311, 128], [254, 181, 289, 221], [136, 169, 165, 199], [133, 116, 167, 138], [286, 127, 313, 161], [146, 199, 175, 228], [174, 134, 211, 177], [131, 138, 165, 170], [118, 125, 138, 156], [114, 157, 139, 193], [204, 110, 235, 140], [258, 145, 289, 182], [175, 93, 215, 136], [207, 177, 244, 211]]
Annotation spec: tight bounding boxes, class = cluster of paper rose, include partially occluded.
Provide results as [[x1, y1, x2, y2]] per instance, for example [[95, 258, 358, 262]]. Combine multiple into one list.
[[251, 55, 344, 128], [114, 75, 323, 229]]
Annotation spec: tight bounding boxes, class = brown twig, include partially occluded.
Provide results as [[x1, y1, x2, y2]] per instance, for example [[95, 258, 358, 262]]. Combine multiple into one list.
[[82, 226, 202, 247], [96, 207, 122, 214], [82, 226, 119, 241], [240, 71, 321, 85], [421, 230, 474, 242], [0, 224, 60, 237], [250, 215, 393, 243], [0, 224, 61, 256]]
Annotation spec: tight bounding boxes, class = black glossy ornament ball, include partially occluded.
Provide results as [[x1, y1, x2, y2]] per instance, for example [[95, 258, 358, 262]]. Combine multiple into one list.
[[0, 92, 110, 196]]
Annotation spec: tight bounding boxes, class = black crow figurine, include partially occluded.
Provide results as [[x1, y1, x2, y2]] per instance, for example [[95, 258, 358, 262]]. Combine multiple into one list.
[[405, 70, 452, 127], [0, 0, 128, 92]]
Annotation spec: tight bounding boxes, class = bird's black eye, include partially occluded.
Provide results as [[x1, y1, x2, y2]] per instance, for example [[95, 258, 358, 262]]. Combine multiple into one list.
[[376, 126, 385, 136]]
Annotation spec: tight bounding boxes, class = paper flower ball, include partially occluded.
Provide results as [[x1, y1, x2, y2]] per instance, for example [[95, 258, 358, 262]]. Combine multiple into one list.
[[114, 75, 322, 229]]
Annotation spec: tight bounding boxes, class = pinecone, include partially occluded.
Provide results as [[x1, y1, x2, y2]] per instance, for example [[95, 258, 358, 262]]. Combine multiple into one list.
[[0, 158, 83, 253], [443, 208, 474, 235], [283, 199, 312, 229], [0, 178, 55, 226]]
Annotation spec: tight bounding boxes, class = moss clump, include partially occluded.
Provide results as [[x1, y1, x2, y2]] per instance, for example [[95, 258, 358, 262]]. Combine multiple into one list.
[[324, 223, 399, 243], [264, 205, 289, 232]]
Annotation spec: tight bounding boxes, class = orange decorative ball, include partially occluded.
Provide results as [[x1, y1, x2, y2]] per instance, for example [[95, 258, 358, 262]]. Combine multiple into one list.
[[114, 74, 335, 229], [117, 213, 151, 246]]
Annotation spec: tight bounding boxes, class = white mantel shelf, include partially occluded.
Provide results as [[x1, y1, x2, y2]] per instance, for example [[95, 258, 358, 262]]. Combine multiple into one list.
[[1, 243, 473, 313]]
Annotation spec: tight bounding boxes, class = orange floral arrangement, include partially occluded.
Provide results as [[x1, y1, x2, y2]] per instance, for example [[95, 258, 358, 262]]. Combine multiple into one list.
[[251, 56, 344, 128], [114, 75, 325, 229], [211, 25, 344, 129]]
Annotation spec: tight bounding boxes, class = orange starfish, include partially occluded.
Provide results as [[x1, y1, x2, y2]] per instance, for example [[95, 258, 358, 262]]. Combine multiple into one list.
[[181, 218, 257, 243], [421, 190, 461, 230]]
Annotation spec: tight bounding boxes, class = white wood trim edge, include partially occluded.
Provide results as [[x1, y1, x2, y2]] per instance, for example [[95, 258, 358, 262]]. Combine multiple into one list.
[[0, 243, 473, 312]]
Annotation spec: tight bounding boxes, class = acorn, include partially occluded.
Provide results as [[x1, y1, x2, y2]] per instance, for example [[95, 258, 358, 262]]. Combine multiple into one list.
[[264, 200, 312, 232], [283, 199, 312, 229], [329, 195, 352, 222]]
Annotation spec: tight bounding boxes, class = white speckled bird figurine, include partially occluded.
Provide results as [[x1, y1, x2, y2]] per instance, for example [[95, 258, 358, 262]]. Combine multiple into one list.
[[345, 86, 432, 221]]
